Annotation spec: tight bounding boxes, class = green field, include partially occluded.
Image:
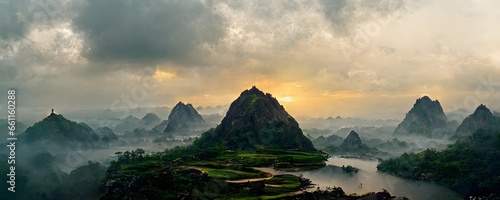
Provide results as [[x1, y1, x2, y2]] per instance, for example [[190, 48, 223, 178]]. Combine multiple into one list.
[[197, 167, 269, 180]]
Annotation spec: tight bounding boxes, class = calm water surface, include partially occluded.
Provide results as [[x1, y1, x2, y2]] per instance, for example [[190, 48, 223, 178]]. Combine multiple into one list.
[[262, 156, 462, 200]]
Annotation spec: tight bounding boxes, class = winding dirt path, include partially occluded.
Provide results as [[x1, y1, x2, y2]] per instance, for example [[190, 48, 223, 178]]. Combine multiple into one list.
[[225, 175, 273, 183]]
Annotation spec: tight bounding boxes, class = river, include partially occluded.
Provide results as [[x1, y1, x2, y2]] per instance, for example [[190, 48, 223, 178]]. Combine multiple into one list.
[[260, 156, 462, 200]]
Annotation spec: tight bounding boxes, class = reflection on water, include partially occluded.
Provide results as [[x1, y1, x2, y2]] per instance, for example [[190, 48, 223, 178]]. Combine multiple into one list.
[[288, 157, 462, 200]]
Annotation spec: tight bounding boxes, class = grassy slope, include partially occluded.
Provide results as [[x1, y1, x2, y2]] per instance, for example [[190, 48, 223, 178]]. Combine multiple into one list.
[[102, 148, 325, 199]]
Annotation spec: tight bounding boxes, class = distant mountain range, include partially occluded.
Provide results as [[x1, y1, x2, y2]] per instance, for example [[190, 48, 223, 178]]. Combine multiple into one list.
[[378, 104, 500, 197]]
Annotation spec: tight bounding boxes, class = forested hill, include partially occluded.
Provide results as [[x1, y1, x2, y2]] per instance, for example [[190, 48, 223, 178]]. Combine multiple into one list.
[[377, 129, 500, 197]]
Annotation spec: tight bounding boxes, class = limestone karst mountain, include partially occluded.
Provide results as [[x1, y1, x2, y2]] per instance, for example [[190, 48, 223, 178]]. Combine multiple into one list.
[[196, 86, 316, 152], [21, 113, 100, 148], [455, 104, 500, 138], [95, 126, 118, 142], [163, 102, 206, 134], [114, 115, 142, 133], [140, 113, 162, 129], [339, 130, 365, 150], [393, 96, 448, 137]]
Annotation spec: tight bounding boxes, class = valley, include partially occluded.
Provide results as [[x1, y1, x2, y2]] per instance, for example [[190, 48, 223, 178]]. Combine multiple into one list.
[[1, 87, 499, 200]]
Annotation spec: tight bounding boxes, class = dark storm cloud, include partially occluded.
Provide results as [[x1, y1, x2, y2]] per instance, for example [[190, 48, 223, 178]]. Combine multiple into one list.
[[0, 0, 77, 40], [0, 0, 28, 40], [73, 0, 226, 66]]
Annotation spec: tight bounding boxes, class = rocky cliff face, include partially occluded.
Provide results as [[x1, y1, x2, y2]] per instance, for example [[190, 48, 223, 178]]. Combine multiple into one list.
[[455, 104, 500, 138], [163, 102, 206, 134], [198, 86, 316, 152], [393, 96, 448, 137]]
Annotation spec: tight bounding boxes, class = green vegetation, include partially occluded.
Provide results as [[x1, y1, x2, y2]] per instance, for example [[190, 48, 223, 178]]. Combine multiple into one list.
[[101, 146, 322, 199], [0, 158, 106, 200], [378, 129, 500, 197], [197, 167, 268, 180], [20, 113, 100, 148], [341, 165, 359, 175], [264, 174, 305, 188]]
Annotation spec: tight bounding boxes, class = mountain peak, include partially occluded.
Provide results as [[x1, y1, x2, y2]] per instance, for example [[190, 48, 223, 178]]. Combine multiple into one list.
[[46, 112, 67, 120], [141, 113, 161, 127], [337, 130, 381, 155], [163, 102, 205, 134], [141, 113, 160, 122], [241, 86, 266, 97], [124, 115, 140, 121], [473, 104, 491, 115], [21, 113, 100, 148], [415, 95, 441, 107], [340, 130, 363, 148], [199, 87, 316, 152], [393, 96, 447, 137], [418, 95, 431, 101], [455, 104, 499, 137]]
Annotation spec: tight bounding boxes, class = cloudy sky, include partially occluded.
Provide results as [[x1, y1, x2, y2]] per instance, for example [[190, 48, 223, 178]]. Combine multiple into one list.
[[1, 0, 500, 120]]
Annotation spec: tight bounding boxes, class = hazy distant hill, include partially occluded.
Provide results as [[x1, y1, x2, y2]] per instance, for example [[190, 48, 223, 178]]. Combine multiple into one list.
[[393, 96, 448, 137], [324, 130, 385, 157], [114, 115, 142, 133], [494, 111, 500, 118], [152, 119, 168, 132], [447, 108, 471, 124], [0, 119, 27, 136], [298, 116, 399, 130], [339, 131, 368, 151], [201, 113, 224, 126], [95, 126, 118, 142], [140, 113, 162, 129], [163, 102, 206, 134], [455, 104, 500, 138], [195, 86, 316, 152]]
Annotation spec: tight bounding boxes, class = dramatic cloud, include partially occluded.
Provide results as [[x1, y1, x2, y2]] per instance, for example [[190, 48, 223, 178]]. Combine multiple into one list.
[[1, 0, 500, 121], [73, 0, 226, 66]]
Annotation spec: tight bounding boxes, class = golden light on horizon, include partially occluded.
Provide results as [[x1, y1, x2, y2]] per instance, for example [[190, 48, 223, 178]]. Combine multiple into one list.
[[278, 96, 294, 102], [154, 70, 175, 81]]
